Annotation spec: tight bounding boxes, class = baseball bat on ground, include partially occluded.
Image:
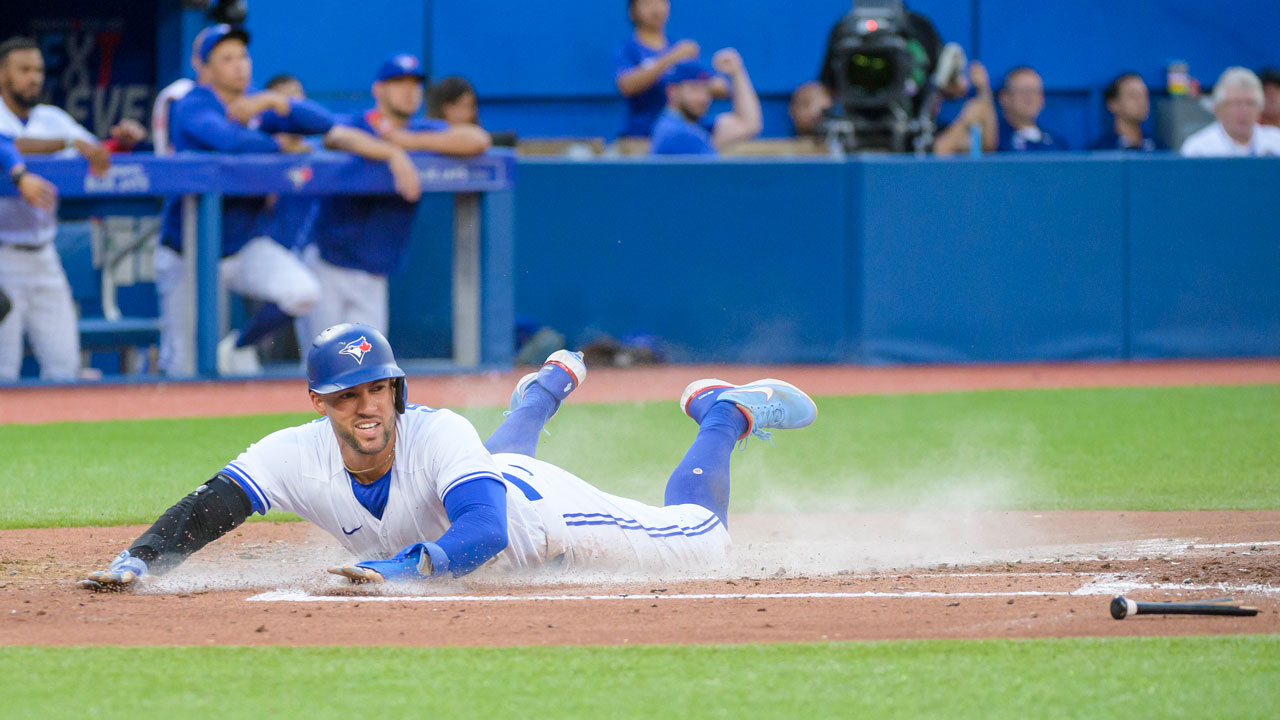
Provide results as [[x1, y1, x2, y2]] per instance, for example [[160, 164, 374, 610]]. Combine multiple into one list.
[[1110, 595, 1258, 619]]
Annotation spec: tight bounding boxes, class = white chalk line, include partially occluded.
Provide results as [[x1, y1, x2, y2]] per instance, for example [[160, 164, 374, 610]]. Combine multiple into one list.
[[243, 538, 1280, 604], [247, 579, 1280, 604]]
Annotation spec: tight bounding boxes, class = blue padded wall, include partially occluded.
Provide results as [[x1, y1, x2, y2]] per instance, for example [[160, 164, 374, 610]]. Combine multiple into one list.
[[512, 159, 853, 362], [1126, 158, 1280, 359], [855, 156, 1127, 363]]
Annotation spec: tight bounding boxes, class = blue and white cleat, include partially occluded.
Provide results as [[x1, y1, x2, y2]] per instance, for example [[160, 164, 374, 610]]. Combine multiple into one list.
[[508, 350, 587, 416], [680, 377, 817, 443]]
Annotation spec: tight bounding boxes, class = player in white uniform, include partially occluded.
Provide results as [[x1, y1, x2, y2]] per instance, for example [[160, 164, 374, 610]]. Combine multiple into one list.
[[80, 323, 816, 589], [0, 38, 127, 381]]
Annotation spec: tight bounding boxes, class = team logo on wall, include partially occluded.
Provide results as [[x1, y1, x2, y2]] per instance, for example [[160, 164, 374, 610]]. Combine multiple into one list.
[[287, 165, 314, 189], [339, 337, 373, 364]]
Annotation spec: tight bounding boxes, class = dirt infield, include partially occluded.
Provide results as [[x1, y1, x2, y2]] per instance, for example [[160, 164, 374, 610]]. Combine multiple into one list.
[[2, 512, 1277, 646], [2, 358, 1277, 646]]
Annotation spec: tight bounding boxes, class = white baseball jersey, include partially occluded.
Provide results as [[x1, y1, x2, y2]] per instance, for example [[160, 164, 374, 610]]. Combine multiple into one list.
[[222, 404, 554, 573], [220, 406, 731, 575], [150, 78, 195, 156], [1180, 122, 1280, 157], [489, 453, 731, 574], [0, 102, 96, 247]]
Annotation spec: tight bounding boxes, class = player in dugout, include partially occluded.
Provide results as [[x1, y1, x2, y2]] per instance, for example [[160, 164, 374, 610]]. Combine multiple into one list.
[[297, 54, 490, 343], [0, 37, 141, 382], [81, 324, 816, 589], [154, 25, 422, 377], [0, 132, 58, 330]]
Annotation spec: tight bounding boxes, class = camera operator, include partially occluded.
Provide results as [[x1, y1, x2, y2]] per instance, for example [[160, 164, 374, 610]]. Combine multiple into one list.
[[816, 1, 966, 152]]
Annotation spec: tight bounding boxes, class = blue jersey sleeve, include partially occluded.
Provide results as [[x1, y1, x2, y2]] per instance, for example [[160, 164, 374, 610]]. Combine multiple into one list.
[[615, 39, 642, 78], [260, 98, 335, 136], [0, 134, 20, 174], [176, 92, 281, 153], [431, 477, 509, 577]]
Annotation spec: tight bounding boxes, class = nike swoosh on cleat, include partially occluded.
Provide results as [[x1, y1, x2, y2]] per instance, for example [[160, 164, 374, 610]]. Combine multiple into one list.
[[342, 525, 363, 535], [745, 387, 774, 401]]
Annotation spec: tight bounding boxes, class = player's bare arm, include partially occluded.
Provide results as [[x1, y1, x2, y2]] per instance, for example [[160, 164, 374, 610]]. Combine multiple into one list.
[[710, 49, 762, 150], [322, 125, 423, 201], [224, 90, 291, 124], [382, 124, 491, 156]]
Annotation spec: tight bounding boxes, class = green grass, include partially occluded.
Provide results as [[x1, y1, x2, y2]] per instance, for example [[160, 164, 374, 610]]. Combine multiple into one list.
[[1, 385, 1277, 528], [2, 636, 1277, 719]]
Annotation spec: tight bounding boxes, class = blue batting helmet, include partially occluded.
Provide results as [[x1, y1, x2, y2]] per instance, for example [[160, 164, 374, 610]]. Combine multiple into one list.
[[307, 324, 407, 413]]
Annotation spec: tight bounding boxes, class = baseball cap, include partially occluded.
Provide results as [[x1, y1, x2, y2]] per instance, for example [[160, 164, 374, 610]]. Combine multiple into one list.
[[376, 53, 426, 82], [668, 60, 713, 85], [1259, 67, 1280, 87], [196, 24, 249, 63]]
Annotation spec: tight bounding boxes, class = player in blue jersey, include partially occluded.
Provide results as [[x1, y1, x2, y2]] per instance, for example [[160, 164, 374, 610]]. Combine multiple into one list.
[[614, 0, 729, 139], [153, 26, 421, 376], [650, 50, 761, 155], [996, 66, 1067, 152], [298, 54, 491, 342]]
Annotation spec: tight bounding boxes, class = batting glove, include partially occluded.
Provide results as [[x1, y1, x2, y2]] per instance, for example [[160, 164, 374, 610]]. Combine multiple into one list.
[[79, 550, 148, 592], [327, 541, 449, 583]]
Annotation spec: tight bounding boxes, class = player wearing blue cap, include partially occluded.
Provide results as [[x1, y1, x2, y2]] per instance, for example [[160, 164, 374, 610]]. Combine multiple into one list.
[[80, 324, 817, 589], [298, 54, 491, 343], [154, 26, 422, 376], [650, 49, 761, 155]]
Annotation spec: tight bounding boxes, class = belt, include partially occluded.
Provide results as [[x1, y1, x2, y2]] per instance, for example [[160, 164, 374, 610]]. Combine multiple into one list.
[[1, 243, 47, 252]]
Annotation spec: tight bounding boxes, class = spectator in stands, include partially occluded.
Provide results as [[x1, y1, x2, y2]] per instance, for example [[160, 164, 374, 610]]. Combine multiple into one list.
[[155, 26, 420, 376], [996, 66, 1066, 151], [650, 51, 760, 155], [0, 37, 135, 381], [1181, 67, 1280, 157], [1259, 67, 1280, 128], [427, 76, 479, 125], [789, 82, 832, 138], [300, 54, 490, 343], [932, 61, 997, 155], [1090, 72, 1161, 151], [615, 0, 727, 138]]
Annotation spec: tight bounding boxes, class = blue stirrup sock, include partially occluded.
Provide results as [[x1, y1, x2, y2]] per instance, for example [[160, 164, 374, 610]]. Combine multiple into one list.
[[485, 383, 559, 457], [237, 302, 291, 347], [664, 402, 748, 526]]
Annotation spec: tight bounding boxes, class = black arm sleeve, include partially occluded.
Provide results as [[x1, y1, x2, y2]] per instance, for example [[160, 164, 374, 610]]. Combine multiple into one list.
[[126, 473, 253, 574]]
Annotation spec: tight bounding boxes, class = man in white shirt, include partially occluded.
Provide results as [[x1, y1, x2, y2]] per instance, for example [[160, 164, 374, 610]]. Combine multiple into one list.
[[0, 37, 135, 381], [1181, 67, 1280, 157]]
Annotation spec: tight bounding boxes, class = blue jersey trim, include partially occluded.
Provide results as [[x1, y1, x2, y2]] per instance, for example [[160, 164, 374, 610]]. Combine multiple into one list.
[[222, 463, 270, 514], [562, 512, 721, 538], [440, 470, 504, 501]]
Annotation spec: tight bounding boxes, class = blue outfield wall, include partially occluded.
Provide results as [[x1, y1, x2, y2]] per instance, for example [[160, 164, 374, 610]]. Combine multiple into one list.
[[479, 155, 1279, 364]]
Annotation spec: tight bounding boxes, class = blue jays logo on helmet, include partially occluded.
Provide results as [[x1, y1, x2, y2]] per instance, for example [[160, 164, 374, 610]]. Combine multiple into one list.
[[339, 336, 373, 364], [307, 324, 407, 413]]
